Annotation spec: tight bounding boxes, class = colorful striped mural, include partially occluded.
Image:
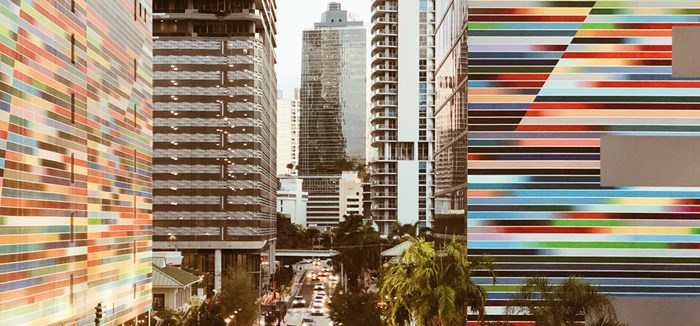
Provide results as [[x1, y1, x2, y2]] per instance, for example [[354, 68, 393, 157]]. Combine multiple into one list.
[[0, 1, 152, 325], [467, 0, 700, 318]]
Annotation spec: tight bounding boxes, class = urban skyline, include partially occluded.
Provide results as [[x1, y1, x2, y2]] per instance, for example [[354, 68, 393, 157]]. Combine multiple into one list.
[[3, 0, 700, 325]]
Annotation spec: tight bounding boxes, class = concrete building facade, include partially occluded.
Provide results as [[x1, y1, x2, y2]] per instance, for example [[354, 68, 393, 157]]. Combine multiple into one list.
[[369, 0, 436, 235], [277, 176, 308, 226], [0, 1, 153, 325], [276, 89, 300, 176], [151, 0, 278, 291]]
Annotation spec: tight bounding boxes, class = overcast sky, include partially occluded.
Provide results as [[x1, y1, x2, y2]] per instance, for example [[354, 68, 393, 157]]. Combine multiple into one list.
[[275, 0, 371, 99]]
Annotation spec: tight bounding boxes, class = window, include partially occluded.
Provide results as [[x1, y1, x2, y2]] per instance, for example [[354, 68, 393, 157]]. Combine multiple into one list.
[[70, 153, 75, 183], [70, 273, 74, 304], [70, 33, 75, 64], [71, 93, 75, 123], [153, 294, 165, 310], [70, 212, 75, 243]]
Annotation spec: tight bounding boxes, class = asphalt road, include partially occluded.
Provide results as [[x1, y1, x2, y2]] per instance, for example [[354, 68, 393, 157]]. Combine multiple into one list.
[[283, 262, 336, 326]]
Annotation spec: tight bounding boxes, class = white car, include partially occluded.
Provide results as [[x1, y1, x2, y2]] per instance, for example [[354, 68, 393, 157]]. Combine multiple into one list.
[[301, 317, 315, 326], [291, 296, 306, 308], [310, 302, 324, 316]]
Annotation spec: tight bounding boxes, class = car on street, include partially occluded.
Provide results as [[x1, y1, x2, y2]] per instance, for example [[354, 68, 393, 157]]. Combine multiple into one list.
[[291, 296, 306, 308], [301, 317, 315, 326], [310, 302, 324, 316], [313, 283, 324, 291]]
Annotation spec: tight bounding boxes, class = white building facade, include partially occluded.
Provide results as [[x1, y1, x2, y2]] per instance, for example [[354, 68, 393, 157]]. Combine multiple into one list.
[[277, 176, 308, 226], [276, 89, 300, 176], [370, 0, 435, 235]]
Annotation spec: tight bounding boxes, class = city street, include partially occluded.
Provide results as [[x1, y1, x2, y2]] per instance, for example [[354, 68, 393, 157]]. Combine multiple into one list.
[[283, 260, 338, 326]]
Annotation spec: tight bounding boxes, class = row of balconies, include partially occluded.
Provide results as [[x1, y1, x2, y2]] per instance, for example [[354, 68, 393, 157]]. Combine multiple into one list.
[[372, 17, 397, 25], [372, 3, 398, 17], [372, 135, 397, 143], [373, 99, 397, 107], [154, 86, 261, 97], [153, 211, 261, 220], [373, 76, 397, 84], [155, 117, 261, 127], [154, 179, 261, 191], [372, 64, 398, 72], [154, 148, 262, 159]]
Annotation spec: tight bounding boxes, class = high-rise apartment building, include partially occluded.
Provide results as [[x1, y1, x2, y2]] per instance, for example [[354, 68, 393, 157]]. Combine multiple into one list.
[[277, 89, 300, 176], [369, 0, 435, 235], [299, 2, 366, 176], [461, 1, 700, 324], [151, 0, 277, 291], [0, 1, 153, 325], [433, 0, 467, 241], [299, 3, 367, 230]]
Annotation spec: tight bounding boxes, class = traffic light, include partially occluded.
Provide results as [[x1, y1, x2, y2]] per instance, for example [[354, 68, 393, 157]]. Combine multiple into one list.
[[94, 303, 104, 324]]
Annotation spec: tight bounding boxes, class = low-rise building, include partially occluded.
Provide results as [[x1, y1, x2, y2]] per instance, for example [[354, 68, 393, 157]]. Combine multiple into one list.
[[152, 263, 201, 312]]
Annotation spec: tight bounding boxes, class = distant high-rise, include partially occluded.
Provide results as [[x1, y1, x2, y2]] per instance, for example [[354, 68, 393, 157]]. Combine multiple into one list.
[[299, 3, 367, 230], [299, 2, 367, 176], [0, 1, 153, 325], [369, 0, 435, 235], [151, 0, 277, 291], [277, 89, 300, 176]]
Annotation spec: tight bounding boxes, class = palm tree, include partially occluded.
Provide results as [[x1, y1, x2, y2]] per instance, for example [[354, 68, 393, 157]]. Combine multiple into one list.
[[380, 238, 496, 326], [506, 276, 627, 326]]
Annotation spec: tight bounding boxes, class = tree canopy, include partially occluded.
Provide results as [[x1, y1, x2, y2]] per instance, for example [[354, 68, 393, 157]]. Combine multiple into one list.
[[332, 214, 382, 289], [380, 238, 495, 326], [218, 269, 259, 326], [506, 276, 627, 326], [328, 287, 382, 326]]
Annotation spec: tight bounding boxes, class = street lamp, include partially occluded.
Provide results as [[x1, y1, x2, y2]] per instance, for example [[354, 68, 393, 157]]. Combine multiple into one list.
[[169, 234, 177, 252]]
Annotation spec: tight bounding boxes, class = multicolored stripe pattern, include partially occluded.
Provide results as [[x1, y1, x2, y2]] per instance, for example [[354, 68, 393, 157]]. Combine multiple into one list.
[[0, 1, 152, 325], [467, 0, 700, 314]]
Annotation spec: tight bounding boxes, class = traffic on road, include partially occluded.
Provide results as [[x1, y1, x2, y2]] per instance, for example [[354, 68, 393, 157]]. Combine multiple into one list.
[[283, 259, 339, 326]]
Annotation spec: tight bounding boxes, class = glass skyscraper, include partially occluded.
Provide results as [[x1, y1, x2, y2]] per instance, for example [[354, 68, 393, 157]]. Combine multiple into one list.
[[299, 3, 367, 230], [299, 2, 367, 176], [433, 0, 467, 240], [0, 1, 153, 325]]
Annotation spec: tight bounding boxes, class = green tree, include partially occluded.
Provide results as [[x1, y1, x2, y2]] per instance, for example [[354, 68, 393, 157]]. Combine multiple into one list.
[[328, 287, 382, 326], [276, 213, 305, 249], [218, 270, 260, 326], [155, 309, 184, 326], [380, 238, 495, 326], [387, 222, 417, 246], [505, 276, 628, 326], [332, 214, 381, 289]]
